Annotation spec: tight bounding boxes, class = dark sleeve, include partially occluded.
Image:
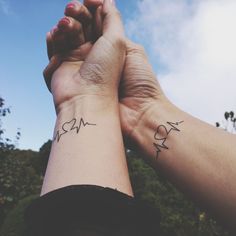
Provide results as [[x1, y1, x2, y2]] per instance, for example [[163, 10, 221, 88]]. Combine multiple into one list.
[[25, 185, 161, 236]]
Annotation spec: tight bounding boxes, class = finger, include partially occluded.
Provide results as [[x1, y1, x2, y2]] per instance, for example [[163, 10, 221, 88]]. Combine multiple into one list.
[[94, 5, 103, 40], [53, 17, 85, 53], [58, 16, 85, 48], [102, 0, 125, 40], [125, 39, 158, 84], [66, 41, 93, 61], [84, 0, 103, 9], [50, 25, 68, 54], [65, 1, 93, 23], [65, 1, 93, 41], [44, 42, 93, 91], [81, 0, 125, 86], [46, 32, 54, 60], [43, 56, 62, 92]]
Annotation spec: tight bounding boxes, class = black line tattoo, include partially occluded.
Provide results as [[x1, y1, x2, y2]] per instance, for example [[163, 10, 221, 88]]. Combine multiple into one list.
[[54, 118, 96, 142], [153, 121, 184, 159]]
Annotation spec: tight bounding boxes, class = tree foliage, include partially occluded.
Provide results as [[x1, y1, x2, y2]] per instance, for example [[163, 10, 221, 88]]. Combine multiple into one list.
[[0, 97, 20, 152], [216, 111, 236, 133], [0, 149, 42, 227], [0, 195, 38, 236], [126, 150, 230, 236], [0, 97, 41, 227], [0, 100, 233, 235], [32, 140, 52, 176]]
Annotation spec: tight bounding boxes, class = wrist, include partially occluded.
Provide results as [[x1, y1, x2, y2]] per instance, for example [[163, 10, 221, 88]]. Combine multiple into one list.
[[43, 94, 133, 196], [130, 98, 182, 163], [53, 94, 121, 144], [55, 94, 119, 117]]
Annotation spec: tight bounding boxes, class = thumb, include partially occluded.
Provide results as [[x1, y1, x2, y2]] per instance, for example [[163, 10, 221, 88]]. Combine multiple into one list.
[[102, 0, 125, 40]]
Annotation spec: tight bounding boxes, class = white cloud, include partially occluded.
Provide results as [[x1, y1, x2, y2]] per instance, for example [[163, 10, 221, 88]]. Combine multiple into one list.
[[125, 0, 236, 125], [0, 0, 11, 15]]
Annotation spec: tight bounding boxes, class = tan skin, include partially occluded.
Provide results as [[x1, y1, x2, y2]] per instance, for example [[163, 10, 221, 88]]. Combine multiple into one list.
[[44, 0, 127, 112], [41, 0, 134, 197], [44, 0, 236, 232], [44, 0, 163, 135]]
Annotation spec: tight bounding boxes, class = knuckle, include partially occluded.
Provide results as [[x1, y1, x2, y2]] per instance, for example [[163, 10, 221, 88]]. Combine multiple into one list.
[[113, 35, 126, 49], [135, 44, 146, 54], [68, 16, 82, 30], [128, 42, 147, 57]]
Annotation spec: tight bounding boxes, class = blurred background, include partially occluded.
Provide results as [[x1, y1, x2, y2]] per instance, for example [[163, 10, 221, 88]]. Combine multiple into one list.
[[0, 0, 235, 235]]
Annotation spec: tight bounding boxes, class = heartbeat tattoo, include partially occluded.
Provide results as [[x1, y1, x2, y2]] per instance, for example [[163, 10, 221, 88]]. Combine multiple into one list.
[[153, 121, 184, 159], [54, 118, 96, 142]]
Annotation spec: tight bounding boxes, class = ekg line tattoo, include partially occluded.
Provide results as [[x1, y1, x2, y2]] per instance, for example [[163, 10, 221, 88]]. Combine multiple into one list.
[[153, 121, 184, 159], [54, 118, 96, 142]]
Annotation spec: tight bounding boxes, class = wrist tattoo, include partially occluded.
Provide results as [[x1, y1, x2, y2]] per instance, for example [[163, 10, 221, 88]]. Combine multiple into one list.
[[153, 121, 184, 159], [53, 118, 96, 142]]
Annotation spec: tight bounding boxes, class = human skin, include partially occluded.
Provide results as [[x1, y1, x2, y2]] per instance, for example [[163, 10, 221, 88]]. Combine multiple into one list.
[[41, 0, 133, 197], [45, 0, 236, 232]]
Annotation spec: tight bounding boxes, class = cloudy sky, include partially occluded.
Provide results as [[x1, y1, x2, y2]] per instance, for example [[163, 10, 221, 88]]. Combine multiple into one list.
[[1, 0, 236, 150]]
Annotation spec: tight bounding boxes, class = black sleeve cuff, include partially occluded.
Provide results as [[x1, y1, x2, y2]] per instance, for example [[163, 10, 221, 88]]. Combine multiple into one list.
[[25, 185, 161, 236]]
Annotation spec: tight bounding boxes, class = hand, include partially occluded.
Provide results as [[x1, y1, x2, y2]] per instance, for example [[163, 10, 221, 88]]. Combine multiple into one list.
[[82, 1, 168, 146], [48, 0, 168, 146], [119, 39, 167, 144], [44, 0, 125, 113]]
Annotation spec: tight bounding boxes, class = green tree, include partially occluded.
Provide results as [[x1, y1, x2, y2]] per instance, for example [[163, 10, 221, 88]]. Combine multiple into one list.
[[0, 103, 234, 235], [0, 97, 20, 152], [33, 140, 52, 176], [216, 111, 236, 133], [0, 195, 38, 236], [0, 97, 42, 227], [126, 150, 230, 236], [0, 149, 42, 227]]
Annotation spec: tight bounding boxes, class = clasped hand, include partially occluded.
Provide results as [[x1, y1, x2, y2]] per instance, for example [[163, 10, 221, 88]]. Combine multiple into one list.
[[44, 0, 166, 147]]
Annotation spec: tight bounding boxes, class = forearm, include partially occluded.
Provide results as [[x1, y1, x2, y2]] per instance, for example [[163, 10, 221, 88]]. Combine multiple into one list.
[[132, 99, 236, 230], [41, 96, 133, 197]]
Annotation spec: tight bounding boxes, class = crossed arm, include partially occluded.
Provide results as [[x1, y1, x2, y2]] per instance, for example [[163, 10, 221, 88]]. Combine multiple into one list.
[[42, 0, 236, 232]]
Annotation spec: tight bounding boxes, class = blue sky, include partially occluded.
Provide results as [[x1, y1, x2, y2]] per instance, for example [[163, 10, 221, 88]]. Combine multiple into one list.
[[1, 0, 236, 150]]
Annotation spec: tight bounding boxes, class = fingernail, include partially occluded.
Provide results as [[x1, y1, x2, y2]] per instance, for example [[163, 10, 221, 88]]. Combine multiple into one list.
[[58, 17, 70, 27], [66, 3, 75, 9]]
